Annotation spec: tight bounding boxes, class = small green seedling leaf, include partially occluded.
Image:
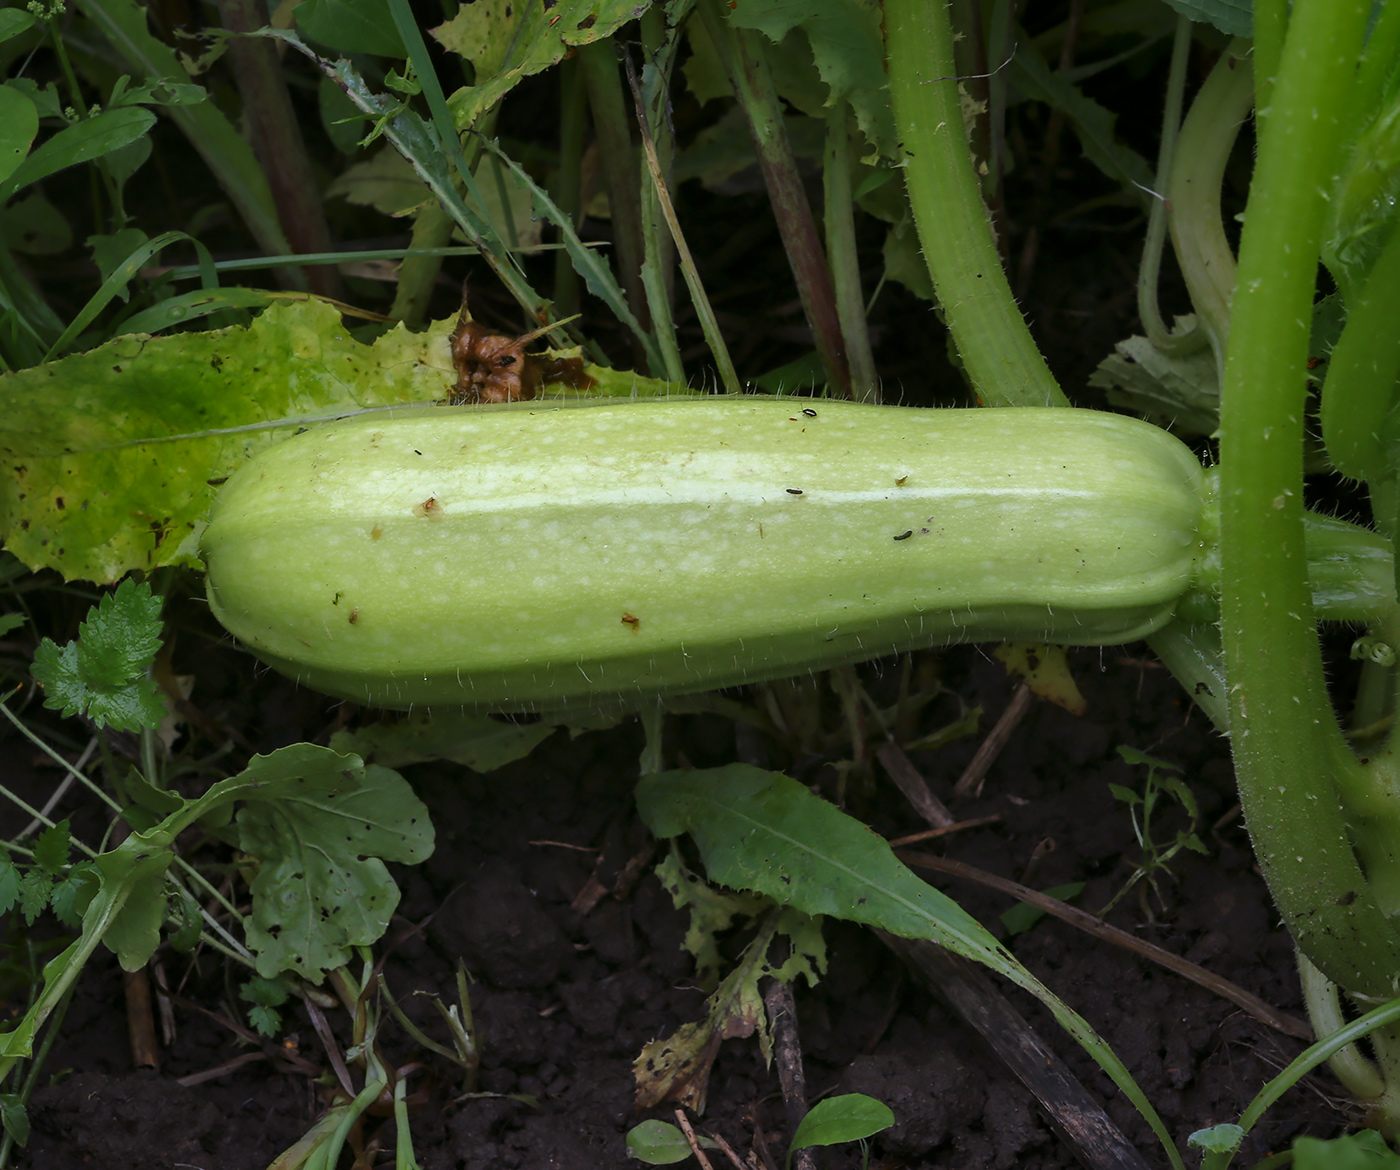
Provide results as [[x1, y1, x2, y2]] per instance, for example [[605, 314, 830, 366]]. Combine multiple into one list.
[[0, 849, 18, 916], [0, 613, 24, 636], [0, 10, 37, 43], [241, 975, 292, 1037], [625, 1118, 716, 1164], [16, 870, 51, 925], [789, 1094, 895, 1159], [1293, 1130, 1400, 1168], [32, 580, 167, 731], [1187, 1124, 1244, 1155], [166, 884, 203, 952], [0, 1093, 28, 1148], [31, 819, 70, 875], [999, 882, 1085, 937], [49, 861, 97, 929]]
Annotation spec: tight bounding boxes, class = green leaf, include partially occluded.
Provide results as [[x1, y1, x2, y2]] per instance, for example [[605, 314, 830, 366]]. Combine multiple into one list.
[[1293, 1131, 1400, 1169], [433, 0, 646, 131], [17, 870, 52, 925], [727, 0, 896, 158], [0, 1093, 28, 1148], [1187, 1124, 1245, 1155], [1, 191, 73, 256], [119, 287, 276, 336], [625, 1119, 705, 1165], [1008, 31, 1154, 208], [1088, 327, 1220, 438], [325, 145, 431, 217], [0, 10, 37, 43], [789, 1093, 894, 1154], [241, 974, 291, 1008], [330, 711, 557, 772], [1107, 783, 1140, 806], [0, 850, 17, 916], [297, 0, 407, 56], [0, 107, 156, 203], [165, 883, 202, 951], [98, 847, 173, 970], [1159, 0, 1250, 36], [31, 819, 71, 875], [636, 765, 1175, 1156], [235, 745, 434, 981], [76, 578, 164, 686], [246, 1003, 282, 1037], [31, 580, 168, 732], [999, 881, 1084, 937], [50, 861, 98, 929], [0, 87, 38, 189], [655, 848, 768, 989], [0, 299, 459, 583]]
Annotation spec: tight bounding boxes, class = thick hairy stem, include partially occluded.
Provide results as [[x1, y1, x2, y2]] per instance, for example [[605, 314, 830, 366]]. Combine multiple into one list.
[[884, 0, 1067, 408], [1220, 0, 1400, 998]]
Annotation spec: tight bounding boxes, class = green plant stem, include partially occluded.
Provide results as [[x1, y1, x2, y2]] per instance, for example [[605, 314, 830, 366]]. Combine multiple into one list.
[[1137, 13, 1202, 353], [884, 0, 1067, 408], [578, 40, 649, 332], [1166, 40, 1252, 366], [552, 57, 586, 320], [636, 10, 685, 383], [698, 0, 850, 397], [1319, 220, 1400, 484], [1201, 995, 1400, 1169], [625, 56, 740, 393], [389, 202, 456, 329], [1252, 0, 1286, 128], [0, 981, 75, 1167], [1297, 949, 1385, 1100], [1354, 0, 1400, 135], [217, 0, 341, 298], [1218, 0, 1400, 999], [823, 108, 877, 398]]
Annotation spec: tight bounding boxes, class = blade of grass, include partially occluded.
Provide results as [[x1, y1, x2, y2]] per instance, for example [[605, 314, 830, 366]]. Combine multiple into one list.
[[624, 54, 738, 394]]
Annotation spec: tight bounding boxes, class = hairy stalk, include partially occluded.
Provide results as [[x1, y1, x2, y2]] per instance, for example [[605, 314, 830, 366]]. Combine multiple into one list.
[[884, 0, 1066, 407], [1220, 0, 1400, 999], [697, 0, 851, 397], [553, 57, 586, 319], [1166, 41, 1252, 367], [824, 108, 877, 398], [579, 40, 649, 333], [217, 0, 342, 298], [1137, 13, 1202, 353]]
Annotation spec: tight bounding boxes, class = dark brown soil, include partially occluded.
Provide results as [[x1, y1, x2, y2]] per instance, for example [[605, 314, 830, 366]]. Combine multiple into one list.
[[8, 644, 1351, 1170]]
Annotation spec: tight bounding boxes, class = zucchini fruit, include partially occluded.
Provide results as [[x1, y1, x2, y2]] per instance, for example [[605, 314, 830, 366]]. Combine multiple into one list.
[[201, 398, 1207, 710]]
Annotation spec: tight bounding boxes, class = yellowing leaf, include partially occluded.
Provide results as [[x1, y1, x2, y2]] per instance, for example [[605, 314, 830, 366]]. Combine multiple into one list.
[[993, 643, 1087, 715]]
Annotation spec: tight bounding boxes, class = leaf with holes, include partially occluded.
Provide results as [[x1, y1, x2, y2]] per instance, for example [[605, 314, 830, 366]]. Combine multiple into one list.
[[235, 745, 434, 981]]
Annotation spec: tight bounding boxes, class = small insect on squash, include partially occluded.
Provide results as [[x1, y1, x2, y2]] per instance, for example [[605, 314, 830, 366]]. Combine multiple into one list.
[[447, 288, 596, 404]]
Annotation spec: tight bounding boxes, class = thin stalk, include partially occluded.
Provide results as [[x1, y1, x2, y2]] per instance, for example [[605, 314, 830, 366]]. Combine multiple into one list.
[[0, 981, 75, 1167], [553, 56, 587, 319], [698, 0, 851, 397], [636, 11, 685, 383], [625, 56, 740, 394], [578, 40, 649, 331], [1252, 0, 1287, 127], [823, 107, 877, 398], [389, 202, 456, 329], [1166, 41, 1253, 367], [1137, 13, 1202, 353], [884, 0, 1067, 407], [1219, 0, 1400, 998], [217, 0, 341, 298]]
